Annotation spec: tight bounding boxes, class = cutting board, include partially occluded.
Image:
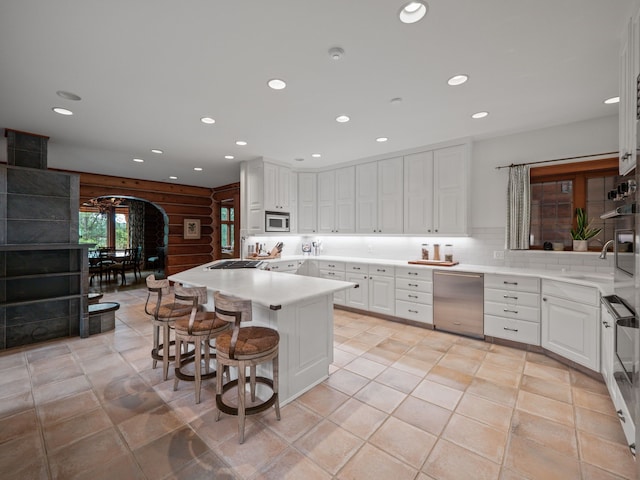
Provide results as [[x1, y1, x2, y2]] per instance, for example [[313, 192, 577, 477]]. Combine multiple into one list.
[[408, 260, 459, 267]]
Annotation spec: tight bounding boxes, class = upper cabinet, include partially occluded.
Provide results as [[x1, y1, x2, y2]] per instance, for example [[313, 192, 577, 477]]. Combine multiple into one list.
[[404, 144, 469, 235], [355, 157, 404, 234], [318, 167, 355, 234], [263, 161, 292, 212], [298, 172, 317, 234], [619, 8, 639, 176]]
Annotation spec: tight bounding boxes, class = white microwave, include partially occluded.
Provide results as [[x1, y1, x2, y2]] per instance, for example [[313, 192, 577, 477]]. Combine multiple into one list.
[[265, 211, 290, 232]]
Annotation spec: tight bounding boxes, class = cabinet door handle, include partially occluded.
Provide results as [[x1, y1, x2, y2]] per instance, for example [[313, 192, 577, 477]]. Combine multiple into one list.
[[503, 295, 518, 300], [543, 297, 547, 302], [377, 269, 386, 273], [408, 294, 418, 299], [408, 272, 418, 276], [503, 281, 518, 285], [603, 321, 611, 328], [503, 327, 519, 332], [617, 410, 626, 422], [630, 444, 636, 456], [408, 309, 418, 314], [408, 283, 419, 287], [352, 266, 361, 270], [504, 309, 518, 314]]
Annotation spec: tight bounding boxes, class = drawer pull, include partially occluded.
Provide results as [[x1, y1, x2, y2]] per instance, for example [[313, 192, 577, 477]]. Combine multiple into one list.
[[503, 295, 518, 300], [408, 294, 418, 299], [408, 272, 418, 276], [504, 309, 518, 314], [408, 309, 419, 314], [328, 264, 335, 268], [377, 269, 386, 272], [352, 266, 361, 270], [408, 283, 419, 287], [617, 410, 626, 422], [630, 443, 636, 456], [503, 327, 519, 332], [603, 321, 611, 328], [503, 281, 518, 285], [327, 272, 335, 276]]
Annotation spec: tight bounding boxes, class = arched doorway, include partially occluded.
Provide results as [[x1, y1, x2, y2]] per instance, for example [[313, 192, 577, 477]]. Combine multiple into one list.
[[80, 195, 169, 279]]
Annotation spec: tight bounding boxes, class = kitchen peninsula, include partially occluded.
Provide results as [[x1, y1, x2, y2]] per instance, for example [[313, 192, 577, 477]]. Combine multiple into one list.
[[168, 263, 354, 403]]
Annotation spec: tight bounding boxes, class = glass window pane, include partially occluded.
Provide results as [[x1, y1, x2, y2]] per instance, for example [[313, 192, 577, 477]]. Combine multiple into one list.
[[221, 207, 228, 221], [221, 224, 228, 247], [79, 211, 107, 247]]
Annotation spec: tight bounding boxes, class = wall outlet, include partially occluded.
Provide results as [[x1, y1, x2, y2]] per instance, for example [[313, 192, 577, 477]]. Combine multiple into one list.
[[493, 250, 505, 260]]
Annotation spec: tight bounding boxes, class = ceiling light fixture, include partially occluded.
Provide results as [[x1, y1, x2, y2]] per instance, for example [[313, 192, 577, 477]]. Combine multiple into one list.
[[604, 96, 620, 104], [52, 107, 73, 116], [169, 176, 178, 180], [311, 153, 322, 158], [200, 117, 216, 124], [225, 155, 235, 160], [328, 47, 345, 60], [194, 167, 203, 171], [447, 74, 469, 86], [133, 158, 144, 163], [56, 90, 81, 101], [235, 140, 247, 146], [336, 115, 350, 123], [398, 1, 428, 24], [151, 149, 163, 154], [267, 78, 287, 90], [376, 137, 388, 142], [471, 111, 489, 119]]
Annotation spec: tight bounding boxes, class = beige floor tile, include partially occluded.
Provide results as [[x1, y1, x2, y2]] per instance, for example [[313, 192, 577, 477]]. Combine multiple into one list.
[[499, 468, 530, 480], [405, 345, 447, 363], [32, 374, 92, 405], [71, 453, 147, 480], [296, 383, 349, 417], [337, 442, 418, 480], [442, 413, 507, 463], [260, 401, 322, 443], [353, 381, 407, 413], [332, 348, 358, 368], [167, 450, 235, 480], [3, 457, 49, 480], [353, 331, 386, 346], [337, 339, 373, 356], [0, 391, 34, 419], [426, 364, 473, 391], [117, 404, 184, 449], [516, 390, 575, 426], [573, 387, 617, 416], [436, 352, 482, 376], [28, 351, 77, 375], [324, 368, 369, 395], [422, 439, 501, 480], [0, 351, 26, 371], [448, 344, 487, 361], [393, 395, 452, 436], [37, 389, 101, 425], [570, 369, 609, 395], [31, 360, 84, 388], [343, 356, 387, 379], [25, 343, 71, 363], [455, 392, 513, 431], [412, 379, 463, 410], [0, 409, 38, 444], [375, 366, 422, 393], [376, 338, 412, 355], [523, 361, 571, 384], [362, 346, 404, 365], [256, 447, 331, 480], [581, 461, 634, 480], [294, 419, 363, 475], [329, 397, 388, 439], [504, 434, 581, 480], [43, 407, 113, 452], [578, 430, 637, 479], [91, 370, 151, 402], [520, 374, 572, 403], [369, 416, 437, 468], [0, 429, 45, 474], [488, 344, 527, 359], [455, 336, 492, 351], [189, 408, 259, 448], [133, 426, 210, 479], [418, 335, 456, 353], [483, 351, 525, 370], [509, 410, 578, 458], [525, 351, 570, 370], [102, 388, 166, 424], [575, 406, 628, 445], [475, 363, 522, 388], [0, 376, 31, 400], [391, 355, 435, 377]]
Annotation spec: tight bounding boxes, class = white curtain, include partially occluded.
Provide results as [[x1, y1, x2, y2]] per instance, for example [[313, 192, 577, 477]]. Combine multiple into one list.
[[505, 165, 530, 249]]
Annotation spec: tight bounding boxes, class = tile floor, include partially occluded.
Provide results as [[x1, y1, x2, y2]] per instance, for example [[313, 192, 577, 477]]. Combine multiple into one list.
[[0, 286, 637, 479]]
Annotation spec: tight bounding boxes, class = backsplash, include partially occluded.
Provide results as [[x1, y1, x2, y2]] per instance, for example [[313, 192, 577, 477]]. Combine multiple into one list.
[[248, 227, 614, 274]]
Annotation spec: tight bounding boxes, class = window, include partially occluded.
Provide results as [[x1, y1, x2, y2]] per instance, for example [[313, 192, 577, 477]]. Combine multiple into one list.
[[529, 158, 620, 250], [79, 204, 130, 249], [220, 202, 234, 254]]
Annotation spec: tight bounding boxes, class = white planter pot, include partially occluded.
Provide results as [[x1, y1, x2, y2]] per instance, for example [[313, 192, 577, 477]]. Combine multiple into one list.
[[572, 240, 588, 252]]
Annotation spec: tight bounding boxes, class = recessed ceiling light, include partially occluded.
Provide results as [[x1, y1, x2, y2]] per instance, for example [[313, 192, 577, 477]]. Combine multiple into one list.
[[328, 47, 345, 60], [399, 1, 428, 24], [194, 167, 203, 171], [133, 158, 144, 163], [235, 140, 247, 146], [151, 149, 163, 154], [447, 74, 469, 86], [311, 153, 322, 158], [336, 115, 350, 123], [267, 78, 287, 90], [56, 90, 81, 101], [376, 137, 388, 143], [390, 97, 403, 104], [295, 158, 304, 162], [169, 176, 178, 180], [200, 117, 216, 124], [225, 155, 235, 160], [604, 96, 620, 104], [52, 107, 73, 116], [471, 111, 489, 119]]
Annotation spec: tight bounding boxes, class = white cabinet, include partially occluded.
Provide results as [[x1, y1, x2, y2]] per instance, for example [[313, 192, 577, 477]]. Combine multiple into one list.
[[484, 274, 541, 345], [264, 161, 292, 212], [318, 260, 346, 305], [395, 266, 433, 325], [317, 167, 355, 233], [404, 144, 469, 235], [263, 259, 304, 274], [541, 280, 600, 371], [618, 10, 639, 176], [298, 172, 317, 234], [355, 158, 404, 234], [344, 262, 395, 315]]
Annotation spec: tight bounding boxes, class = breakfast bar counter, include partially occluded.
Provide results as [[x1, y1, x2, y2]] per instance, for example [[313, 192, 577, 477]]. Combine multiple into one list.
[[169, 263, 355, 403]]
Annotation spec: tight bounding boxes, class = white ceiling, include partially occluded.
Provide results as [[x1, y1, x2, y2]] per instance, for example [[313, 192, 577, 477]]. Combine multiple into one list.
[[0, 0, 635, 188]]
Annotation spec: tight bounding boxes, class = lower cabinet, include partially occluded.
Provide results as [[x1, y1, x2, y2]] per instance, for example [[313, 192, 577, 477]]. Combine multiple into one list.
[[541, 280, 600, 371], [394, 266, 433, 324], [318, 260, 346, 306], [345, 263, 395, 315]]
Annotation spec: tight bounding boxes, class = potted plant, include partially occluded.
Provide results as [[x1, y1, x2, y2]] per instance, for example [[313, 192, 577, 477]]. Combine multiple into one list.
[[570, 208, 601, 251]]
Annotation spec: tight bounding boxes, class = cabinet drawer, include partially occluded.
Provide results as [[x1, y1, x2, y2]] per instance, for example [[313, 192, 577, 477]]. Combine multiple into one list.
[[485, 274, 539, 293], [369, 265, 395, 277], [484, 315, 540, 345], [395, 289, 432, 305], [319, 270, 345, 281], [346, 262, 368, 274], [318, 260, 345, 272], [484, 301, 540, 323], [395, 300, 433, 324], [484, 288, 540, 308], [395, 266, 433, 281], [395, 277, 432, 293], [542, 280, 599, 306]]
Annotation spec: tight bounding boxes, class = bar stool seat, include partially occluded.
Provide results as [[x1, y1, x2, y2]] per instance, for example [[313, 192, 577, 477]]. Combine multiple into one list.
[[172, 285, 231, 404], [214, 291, 280, 444]]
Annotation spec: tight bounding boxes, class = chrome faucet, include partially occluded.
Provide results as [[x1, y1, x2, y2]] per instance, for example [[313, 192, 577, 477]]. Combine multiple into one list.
[[599, 239, 614, 259]]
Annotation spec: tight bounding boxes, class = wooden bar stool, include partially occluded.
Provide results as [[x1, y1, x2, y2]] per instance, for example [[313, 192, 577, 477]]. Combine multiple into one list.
[[144, 275, 192, 380], [172, 285, 231, 404], [214, 291, 280, 443]]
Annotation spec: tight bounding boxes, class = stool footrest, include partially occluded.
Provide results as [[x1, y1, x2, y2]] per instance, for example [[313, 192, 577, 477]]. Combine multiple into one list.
[[175, 352, 217, 382], [151, 340, 176, 362], [216, 377, 278, 416]]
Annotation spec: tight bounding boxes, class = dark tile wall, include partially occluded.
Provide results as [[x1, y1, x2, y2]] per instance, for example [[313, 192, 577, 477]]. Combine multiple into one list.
[[5, 129, 48, 170]]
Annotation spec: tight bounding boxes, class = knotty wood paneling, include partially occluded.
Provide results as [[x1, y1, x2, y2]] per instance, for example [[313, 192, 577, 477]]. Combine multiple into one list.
[[69, 171, 215, 276]]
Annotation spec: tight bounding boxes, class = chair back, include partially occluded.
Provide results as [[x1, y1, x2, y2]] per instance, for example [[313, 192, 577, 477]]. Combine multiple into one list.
[[173, 284, 208, 305], [145, 274, 170, 316], [213, 291, 252, 325]]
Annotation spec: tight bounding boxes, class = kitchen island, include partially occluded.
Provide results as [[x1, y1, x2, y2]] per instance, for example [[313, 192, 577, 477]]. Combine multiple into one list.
[[168, 263, 355, 404]]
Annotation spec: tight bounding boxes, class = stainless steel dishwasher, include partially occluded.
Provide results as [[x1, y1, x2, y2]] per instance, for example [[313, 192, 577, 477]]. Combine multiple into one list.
[[433, 270, 484, 338]]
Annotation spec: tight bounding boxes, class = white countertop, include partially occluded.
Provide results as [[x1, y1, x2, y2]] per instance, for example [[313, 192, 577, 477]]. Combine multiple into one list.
[[168, 262, 355, 310]]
